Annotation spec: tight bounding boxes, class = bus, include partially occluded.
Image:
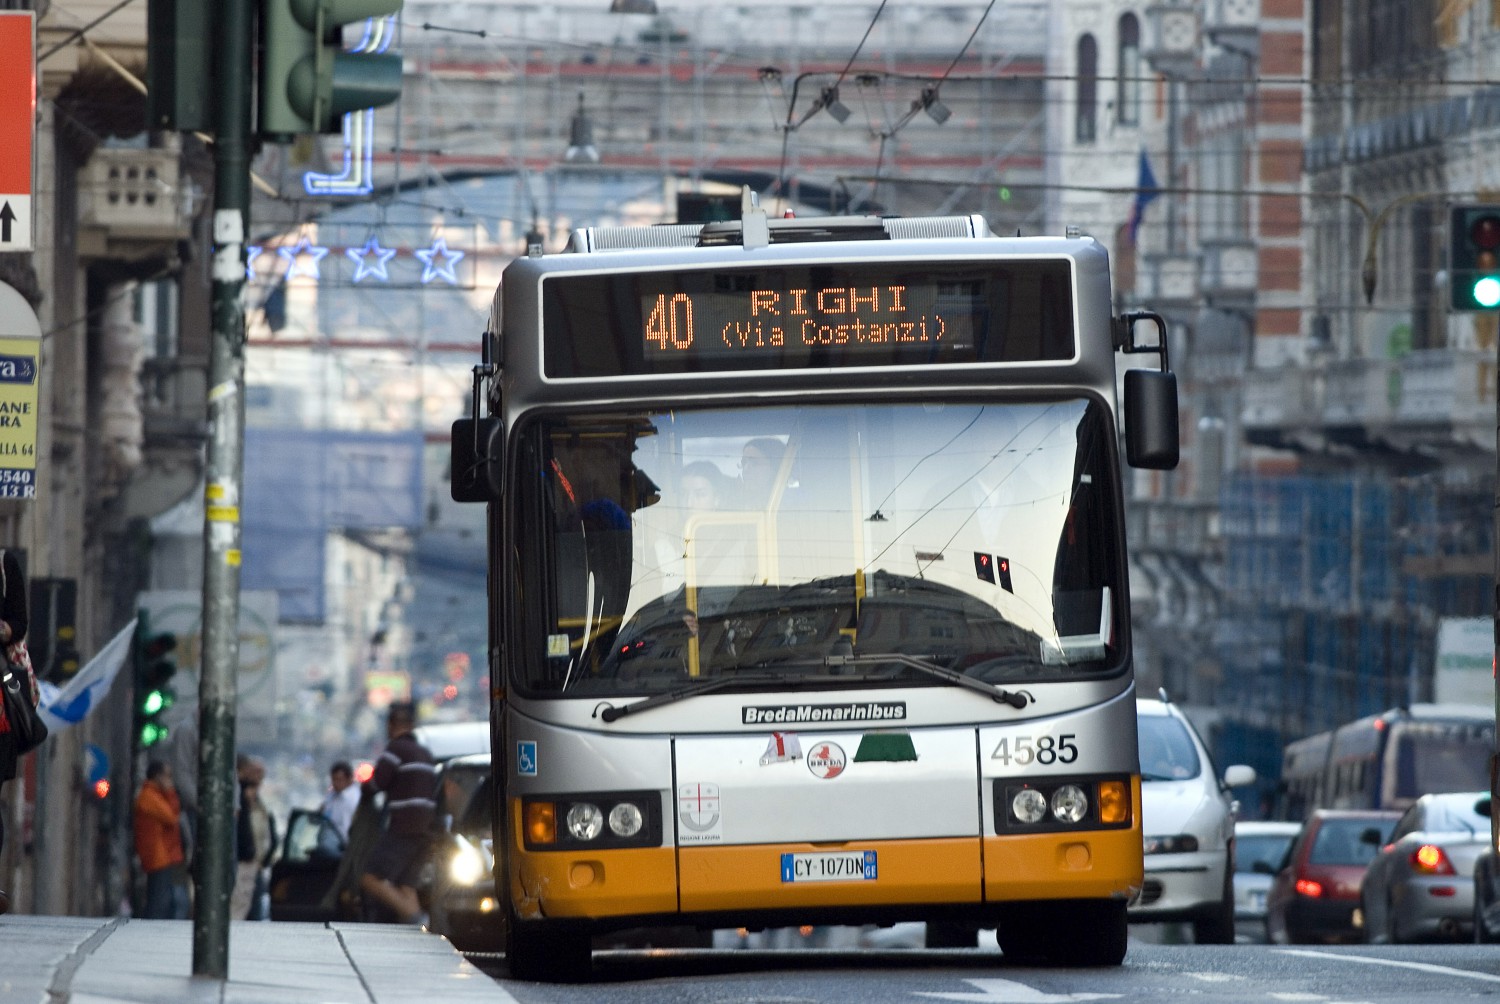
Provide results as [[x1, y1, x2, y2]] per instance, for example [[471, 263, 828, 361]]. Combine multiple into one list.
[[1279, 704, 1494, 818], [450, 198, 1179, 978]]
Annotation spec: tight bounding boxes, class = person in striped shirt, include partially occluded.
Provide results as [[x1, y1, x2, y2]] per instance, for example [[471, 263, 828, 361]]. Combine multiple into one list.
[[358, 701, 438, 924]]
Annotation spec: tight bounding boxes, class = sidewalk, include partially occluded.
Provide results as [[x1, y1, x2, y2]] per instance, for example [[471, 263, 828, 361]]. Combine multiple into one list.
[[1, 916, 517, 1004]]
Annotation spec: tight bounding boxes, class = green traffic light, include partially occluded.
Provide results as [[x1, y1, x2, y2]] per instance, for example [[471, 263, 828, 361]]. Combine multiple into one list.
[[1474, 276, 1500, 308], [141, 688, 174, 716], [140, 722, 169, 747]]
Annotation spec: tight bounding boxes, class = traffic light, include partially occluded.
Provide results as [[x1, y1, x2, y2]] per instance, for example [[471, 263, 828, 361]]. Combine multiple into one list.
[[145, 0, 214, 131], [1449, 204, 1500, 311], [997, 556, 1014, 593], [133, 616, 178, 749], [259, 0, 404, 139]]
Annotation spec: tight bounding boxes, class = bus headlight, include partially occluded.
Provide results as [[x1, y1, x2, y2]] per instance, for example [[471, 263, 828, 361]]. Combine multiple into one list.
[[521, 790, 662, 850], [565, 802, 604, 841], [1012, 788, 1048, 823], [1050, 784, 1088, 824], [608, 801, 644, 837], [995, 775, 1133, 834]]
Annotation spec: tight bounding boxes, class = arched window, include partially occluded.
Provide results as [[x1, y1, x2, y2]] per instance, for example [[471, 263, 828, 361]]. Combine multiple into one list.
[[1118, 14, 1141, 127], [1076, 34, 1098, 143]]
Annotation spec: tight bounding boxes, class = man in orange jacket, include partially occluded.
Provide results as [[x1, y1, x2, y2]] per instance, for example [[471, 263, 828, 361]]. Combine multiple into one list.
[[134, 760, 188, 919]]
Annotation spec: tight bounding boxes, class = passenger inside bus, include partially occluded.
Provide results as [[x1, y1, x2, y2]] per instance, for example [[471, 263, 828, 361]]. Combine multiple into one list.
[[736, 437, 789, 509]]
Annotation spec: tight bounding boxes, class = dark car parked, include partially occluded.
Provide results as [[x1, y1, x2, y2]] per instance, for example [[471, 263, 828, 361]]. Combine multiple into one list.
[[428, 754, 501, 950], [1469, 798, 1500, 942], [1265, 809, 1399, 944]]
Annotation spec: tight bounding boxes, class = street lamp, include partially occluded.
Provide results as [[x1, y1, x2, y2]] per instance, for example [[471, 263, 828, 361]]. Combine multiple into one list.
[[563, 93, 600, 164]]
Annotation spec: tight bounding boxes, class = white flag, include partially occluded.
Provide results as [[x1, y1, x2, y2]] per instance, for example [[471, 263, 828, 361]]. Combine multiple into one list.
[[37, 617, 137, 732]]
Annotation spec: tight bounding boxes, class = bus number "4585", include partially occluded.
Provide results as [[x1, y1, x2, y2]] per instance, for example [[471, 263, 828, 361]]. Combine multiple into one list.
[[993, 734, 1079, 767]]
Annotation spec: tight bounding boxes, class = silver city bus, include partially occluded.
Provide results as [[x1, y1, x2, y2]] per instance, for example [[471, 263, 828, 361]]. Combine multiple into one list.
[[451, 199, 1178, 979]]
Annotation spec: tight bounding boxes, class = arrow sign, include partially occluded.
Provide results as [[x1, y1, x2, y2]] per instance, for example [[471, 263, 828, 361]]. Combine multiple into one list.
[[917, 978, 1123, 1003], [0, 13, 34, 251]]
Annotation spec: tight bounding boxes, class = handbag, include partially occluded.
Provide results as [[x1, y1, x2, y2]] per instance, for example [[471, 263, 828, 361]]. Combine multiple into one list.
[[0, 548, 45, 757], [1, 656, 45, 756]]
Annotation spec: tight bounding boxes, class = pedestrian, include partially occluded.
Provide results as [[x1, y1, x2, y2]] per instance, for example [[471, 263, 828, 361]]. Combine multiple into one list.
[[133, 760, 189, 919], [319, 759, 361, 843], [358, 701, 437, 924], [232, 754, 277, 920], [0, 547, 29, 915]]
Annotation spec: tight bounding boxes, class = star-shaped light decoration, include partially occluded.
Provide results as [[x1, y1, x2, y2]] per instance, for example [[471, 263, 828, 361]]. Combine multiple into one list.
[[414, 237, 465, 285], [278, 236, 331, 280], [346, 237, 398, 283], [245, 246, 263, 281]]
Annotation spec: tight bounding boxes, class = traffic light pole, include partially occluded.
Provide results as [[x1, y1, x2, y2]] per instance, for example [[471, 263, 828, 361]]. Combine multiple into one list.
[[194, 0, 251, 979]]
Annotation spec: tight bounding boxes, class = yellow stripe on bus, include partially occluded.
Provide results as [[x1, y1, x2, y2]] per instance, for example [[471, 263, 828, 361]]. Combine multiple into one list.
[[679, 838, 983, 912], [508, 781, 1143, 921]]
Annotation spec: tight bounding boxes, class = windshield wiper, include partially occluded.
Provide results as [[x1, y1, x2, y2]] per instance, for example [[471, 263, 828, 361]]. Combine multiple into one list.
[[823, 653, 1030, 708], [595, 671, 789, 722]]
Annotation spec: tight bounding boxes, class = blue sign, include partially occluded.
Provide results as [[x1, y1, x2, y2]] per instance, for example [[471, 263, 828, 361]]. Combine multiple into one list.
[[516, 740, 538, 777]]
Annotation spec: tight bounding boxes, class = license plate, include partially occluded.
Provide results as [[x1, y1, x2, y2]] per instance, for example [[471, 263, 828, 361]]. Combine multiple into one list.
[[780, 850, 878, 883]]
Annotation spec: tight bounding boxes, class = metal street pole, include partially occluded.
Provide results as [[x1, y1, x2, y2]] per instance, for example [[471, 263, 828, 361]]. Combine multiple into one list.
[[194, 0, 251, 978]]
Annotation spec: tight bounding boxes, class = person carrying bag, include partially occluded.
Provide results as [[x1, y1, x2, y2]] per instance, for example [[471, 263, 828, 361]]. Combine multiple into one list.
[[0, 547, 36, 915]]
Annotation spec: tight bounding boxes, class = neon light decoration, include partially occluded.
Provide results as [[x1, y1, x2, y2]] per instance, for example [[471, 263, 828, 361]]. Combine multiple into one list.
[[346, 237, 398, 282], [414, 237, 465, 285], [304, 17, 396, 197], [278, 236, 331, 279]]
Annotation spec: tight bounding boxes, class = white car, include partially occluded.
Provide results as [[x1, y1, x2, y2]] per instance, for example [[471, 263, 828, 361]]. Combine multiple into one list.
[[1131, 697, 1257, 943], [1233, 819, 1301, 941]]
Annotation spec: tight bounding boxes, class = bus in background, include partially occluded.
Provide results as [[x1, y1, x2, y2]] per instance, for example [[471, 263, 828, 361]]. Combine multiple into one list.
[[451, 196, 1179, 979], [1280, 729, 1333, 820], [1279, 705, 1493, 818]]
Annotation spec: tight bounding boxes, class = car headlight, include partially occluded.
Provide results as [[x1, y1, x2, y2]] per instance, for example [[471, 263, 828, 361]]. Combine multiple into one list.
[[1143, 834, 1199, 855], [449, 836, 487, 886]]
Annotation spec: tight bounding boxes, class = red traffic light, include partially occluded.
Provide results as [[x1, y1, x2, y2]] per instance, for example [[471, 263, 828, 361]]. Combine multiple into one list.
[[1470, 214, 1500, 251]]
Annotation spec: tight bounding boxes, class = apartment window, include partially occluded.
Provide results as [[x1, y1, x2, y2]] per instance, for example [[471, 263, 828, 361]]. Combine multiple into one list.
[[1077, 34, 1098, 144], [1117, 14, 1141, 127]]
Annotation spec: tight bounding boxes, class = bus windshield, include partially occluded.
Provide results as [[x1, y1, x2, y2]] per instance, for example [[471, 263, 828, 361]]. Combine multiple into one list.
[[515, 398, 1124, 698]]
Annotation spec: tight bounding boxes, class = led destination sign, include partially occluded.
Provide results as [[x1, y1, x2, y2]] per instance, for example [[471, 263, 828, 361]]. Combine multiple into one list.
[[642, 282, 975, 359], [541, 259, 1076, 378]]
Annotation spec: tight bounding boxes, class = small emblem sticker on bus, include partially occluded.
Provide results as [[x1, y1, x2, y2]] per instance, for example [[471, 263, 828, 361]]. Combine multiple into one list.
[[677, 782, 723, 842], [516, 741, 538, 777], [807, 742, 847, 779]]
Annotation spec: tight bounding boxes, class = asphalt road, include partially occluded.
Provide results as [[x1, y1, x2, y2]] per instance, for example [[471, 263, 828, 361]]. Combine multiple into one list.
[[471, 940, 1500, 1003]]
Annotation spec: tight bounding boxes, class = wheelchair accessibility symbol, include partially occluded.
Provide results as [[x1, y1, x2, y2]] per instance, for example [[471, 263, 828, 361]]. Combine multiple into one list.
[[516, 741, 538, 777]]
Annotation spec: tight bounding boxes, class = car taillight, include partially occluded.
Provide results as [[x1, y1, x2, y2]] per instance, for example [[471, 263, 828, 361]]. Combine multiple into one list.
[[1294, 878, 1324, 898], [1410, 844, 1456, 875]]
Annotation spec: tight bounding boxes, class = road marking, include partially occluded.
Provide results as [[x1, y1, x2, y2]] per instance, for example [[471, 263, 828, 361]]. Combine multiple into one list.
[[915, 978, 1121, 1002], [1279, 948, 1500, 984]]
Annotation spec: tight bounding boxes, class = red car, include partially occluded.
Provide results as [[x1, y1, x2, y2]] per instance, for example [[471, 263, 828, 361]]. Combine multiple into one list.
[[1265, 809, 1400, 944]]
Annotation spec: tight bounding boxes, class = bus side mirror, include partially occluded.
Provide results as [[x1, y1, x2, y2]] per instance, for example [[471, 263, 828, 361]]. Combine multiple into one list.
[[1123, 368, 1179, 470], [450, 417, 504, 502]]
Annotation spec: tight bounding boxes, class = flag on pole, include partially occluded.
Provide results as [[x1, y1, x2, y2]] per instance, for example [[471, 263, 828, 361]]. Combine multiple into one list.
[[36, 617, 137, 732], [1126, 149, 1161, 247]]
